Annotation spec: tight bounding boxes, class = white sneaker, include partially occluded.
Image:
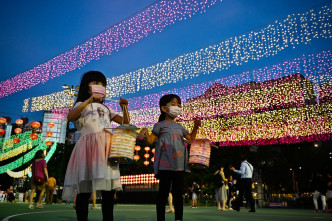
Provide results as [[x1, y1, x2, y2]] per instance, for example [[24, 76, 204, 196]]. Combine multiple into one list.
[[28, 204, 34, 209]]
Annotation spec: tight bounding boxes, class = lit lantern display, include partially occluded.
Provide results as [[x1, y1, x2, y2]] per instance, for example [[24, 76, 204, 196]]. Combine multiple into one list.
[[188, 139, 211, 168], [48, 122, 55, 128], [15, 119, 23, 125], [133, 155, 140, 161], [14, 128, 22, 134], [45, 141, 53, 146], [46, 131, 53, 137], [144, 161, 150, 166], [30, 133, 39, 140], [0, 117, 7, 125], [0, 129, 5, 136], [13, 138, 20, 144], [108, 125, 138, 164], [134, 145, 141, 161], [31, 121, 41, 129]]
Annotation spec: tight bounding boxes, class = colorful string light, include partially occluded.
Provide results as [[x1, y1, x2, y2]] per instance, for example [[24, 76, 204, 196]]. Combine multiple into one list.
[[0, 0, 221, 98], [120, 173, 159, 185]]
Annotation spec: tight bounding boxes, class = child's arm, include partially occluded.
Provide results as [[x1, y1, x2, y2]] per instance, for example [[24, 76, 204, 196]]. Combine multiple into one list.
[[68, 94, 102, 122], [185, 119, 201, 140], [140, 128, 158, 146], [112, 97, 130, 125]]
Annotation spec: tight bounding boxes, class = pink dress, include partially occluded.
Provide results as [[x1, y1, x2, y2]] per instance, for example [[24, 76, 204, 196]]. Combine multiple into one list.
[[62, 102, 122, 201]]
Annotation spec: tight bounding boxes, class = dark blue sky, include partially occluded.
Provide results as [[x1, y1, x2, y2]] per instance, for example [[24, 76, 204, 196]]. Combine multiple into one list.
[[0, 0, 330, 122]]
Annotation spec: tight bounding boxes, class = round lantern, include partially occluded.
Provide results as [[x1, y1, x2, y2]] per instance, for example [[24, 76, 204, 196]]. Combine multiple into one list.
[[151, 157, 154, 162], [48, 122, 55, 128], [14, 128, 22, 134], [30, 133, 38, 140], [144, 146, 150, 151], [45, 141, 53, 146], [0, 129, 5, 136], [151, 148, 155, 154], [13, 138, 20, 143], [46, 131, 53, 137], [31, 121, 41, 129], [0, 117, 7, 125], [134, 145, 141, 151], [15, 119, 24, 125], [133, 155, 140, 161], [144, 161, 150, 166], [188, 139, 211, 169], [144, 153, 150, 158]]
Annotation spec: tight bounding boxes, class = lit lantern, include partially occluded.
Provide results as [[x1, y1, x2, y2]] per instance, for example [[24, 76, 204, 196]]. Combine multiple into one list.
[[0, 129, 5, 136], [151, 157, 154, 162], [144, 146, 150, 151], [31, 121, 41, 129], [133, 155, 140, 161], [188, 139, 211, 169], [46, 131, 53, 137], [134, 145, 141, 151], [13, 138, 20, 143], [45, 141, 53, 146], [15, 119, 24, 125], [30, 133, 38, 140], [144, 153, 150, 158], [0, 117, 7, 125], [48, 122, 55, 128], [14, 128, 22, 134], [144, 161, 150, 166], [151, 148, 155, 154]]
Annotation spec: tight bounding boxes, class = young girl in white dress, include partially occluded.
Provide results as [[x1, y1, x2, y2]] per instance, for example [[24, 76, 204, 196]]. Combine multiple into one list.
[[62, 71, 130, 221]]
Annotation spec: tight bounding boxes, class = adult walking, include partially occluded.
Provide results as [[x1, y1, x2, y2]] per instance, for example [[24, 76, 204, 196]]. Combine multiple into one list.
[[230, 155, 255, 212]]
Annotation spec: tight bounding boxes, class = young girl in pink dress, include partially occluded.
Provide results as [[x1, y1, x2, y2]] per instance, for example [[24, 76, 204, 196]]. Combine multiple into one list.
[[62, 71, 130, 221]]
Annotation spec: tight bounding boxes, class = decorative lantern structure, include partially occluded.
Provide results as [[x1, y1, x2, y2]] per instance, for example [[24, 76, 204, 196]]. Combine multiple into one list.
[[108, 124, 139, 164], [45, 141, 53, 146], [134, 145, 141, 161], [0, 129, 5, 136], [15, 119, 24, 126], [144, 160, 150, 166], [188, 139, 211, 168], [48, 122, 55, 128], [46, 131, 53, 137], [30, 133, 38, 140], [31, 121, 41, 129], [13, 138, 20, 143], [14, 128, 22, 134]]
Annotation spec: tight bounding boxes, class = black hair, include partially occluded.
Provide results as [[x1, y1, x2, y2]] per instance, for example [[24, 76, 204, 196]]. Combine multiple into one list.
[[34, 150, 44, 161], [240, 154, 247, 161], [75, 71, 107, 105], [158, 94, 181, 122]]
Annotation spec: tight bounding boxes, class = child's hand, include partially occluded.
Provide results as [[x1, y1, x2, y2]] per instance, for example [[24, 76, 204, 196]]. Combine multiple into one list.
[[194, 119, 201, 127], [119, 97, 128, 107], [89, 94, 103, 103]]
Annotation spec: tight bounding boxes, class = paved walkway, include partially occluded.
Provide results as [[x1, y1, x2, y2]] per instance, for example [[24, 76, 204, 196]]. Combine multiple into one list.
[[0, 203, 331, 221]]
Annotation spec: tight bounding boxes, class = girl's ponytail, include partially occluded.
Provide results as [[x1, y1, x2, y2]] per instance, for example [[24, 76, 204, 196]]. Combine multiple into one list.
[[158, 112, 166, 122]]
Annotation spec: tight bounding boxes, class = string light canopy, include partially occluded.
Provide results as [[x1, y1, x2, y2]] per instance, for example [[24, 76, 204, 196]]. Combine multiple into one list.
[[0, 0, 222, 98]]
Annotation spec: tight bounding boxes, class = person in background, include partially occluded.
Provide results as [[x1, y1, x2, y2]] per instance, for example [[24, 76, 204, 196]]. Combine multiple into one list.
[[45, 175, 56, 204], [325, 170, 332, 213], [165, 192, 175, 213], [214, 165, 228, 211], [310, 171, 327, 213], [191, 181, 200, 208], [226, 175, 235, 210], [230, 154, 255, 212], [6, 186, 16, 203], [29, 150, 49, 209]]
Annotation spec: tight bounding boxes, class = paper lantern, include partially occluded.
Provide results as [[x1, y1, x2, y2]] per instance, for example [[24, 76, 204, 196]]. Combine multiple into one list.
[[144, 161, 150, 166], [188, 139, 211, 169], [48, 122, 55, 128], [151, 148, 155, 154], [45, 141, 53, 146], [46, 131, 53, 137], [133, 155, 140, 161], [144, 146, 150, 151], [31, 121, 41, 129], [0, 129, 5, 136], [144, 153, 150, 159], [15, 119, 23, 125], [134, 145, 141, 151], [151, 157, 154, 162], [108, 124, 139, 164], [30, 133, 38, 140], [0, 117, 7, 125], [13, 138, 20, 143], [14, 128, 22, 134]]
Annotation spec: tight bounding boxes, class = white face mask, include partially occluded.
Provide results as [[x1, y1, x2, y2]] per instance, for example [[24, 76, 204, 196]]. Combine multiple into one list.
[[90, 85, 106, 98], [166, 106, 182, 118]]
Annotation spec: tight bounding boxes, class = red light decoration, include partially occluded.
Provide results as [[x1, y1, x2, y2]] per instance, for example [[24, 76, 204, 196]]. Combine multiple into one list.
[[13, 138, 20, 143], [48, 122, 55, 128], [151, 148, 155, 154], [15, 119, 23, 125], [151, 157, 154, 162], [134, 145, 141, 151], [144, 153, 150, 159], [30, 133, 38, 140], [144, 161, 150, 166], [0, 117, 7, 125], [144, 146, 150, 151], [45, 141, 53, 146], [133, 155, 140, 161], [31, 121, 41, 129], [0, 129, 5, 136], [14, 128, 22, 134], [46, 131, 53, 137]]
